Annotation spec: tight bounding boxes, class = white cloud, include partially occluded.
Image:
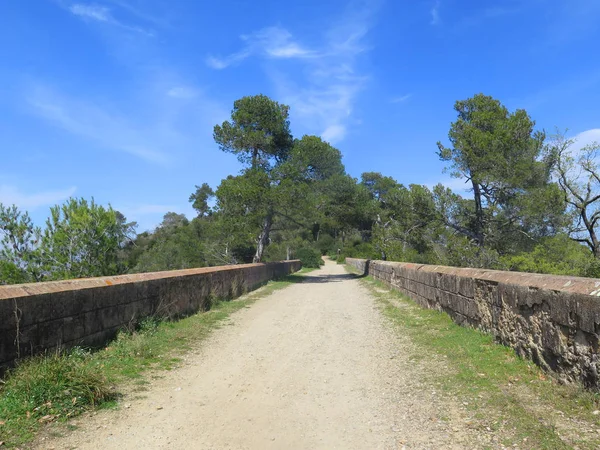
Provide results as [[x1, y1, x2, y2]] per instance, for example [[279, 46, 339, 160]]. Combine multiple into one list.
[[66, 2, 153, 36], [27, 84, 170, 164], [208, 3, 380, 144], [0, 185, 77, 210], [571, 128, 600, 152], [167, 86, 199, 100], [321, 124, 347, 143], [25, 76, 229, 167], [206, 50, 251, 70], [390, 94, 412, 103], [206, 27, 317, 69], [249, 27, 317, 59], [431, 1, 441, 25], [69, 4, 111, 22]]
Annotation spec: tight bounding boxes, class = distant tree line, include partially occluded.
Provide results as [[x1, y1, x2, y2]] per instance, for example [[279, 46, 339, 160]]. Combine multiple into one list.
[[2, 93, 600, 285]]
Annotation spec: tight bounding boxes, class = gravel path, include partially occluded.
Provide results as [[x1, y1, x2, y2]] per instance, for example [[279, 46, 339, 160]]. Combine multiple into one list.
[[40, 260, 481, 449]]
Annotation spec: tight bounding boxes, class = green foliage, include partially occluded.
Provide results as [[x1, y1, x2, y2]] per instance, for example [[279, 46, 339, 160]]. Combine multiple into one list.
[[337, 239, 378, 261], [0, 260, 30, 284], [440, 233, 502, 269], [0, 204, 42, 284], [315, 234, 336, 255], [290, 135, 345, 181], [130, 213, 209, 272], [40, 198, 134, 280], [1, 199, 135, 284], [214, 96, 349, 263], [500, 235, 594, 276], [214, 94, 293, 170], [295, 247, 324, 268], [437, 93, 558, 250], [189, 183, 215, 217]]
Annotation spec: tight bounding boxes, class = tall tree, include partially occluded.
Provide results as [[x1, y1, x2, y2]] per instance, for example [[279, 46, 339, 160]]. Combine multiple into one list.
[[437, 93, 548, 248], [214, 95, 293, 262], [549, 131, 600, 257], [189, 183, 215, 217]]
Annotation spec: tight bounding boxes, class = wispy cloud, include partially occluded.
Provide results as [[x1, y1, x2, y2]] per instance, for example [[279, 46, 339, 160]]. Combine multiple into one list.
[[167, 86, 199, 100], [69, 4, 111, 21], [66, 2, 154, 36], [571, 128, 600, 152], [0, 184, 77, 210], [322, 125, 347, 143], [390, 93, 412, 104], [430, 0, 441, 25], [26, 84, 170, 164], [207, 2, 380, 144], [24, 76, 229, 167], [105, 0, 171, 28], [206, 26, 318, 69], [206, 51, 251, 70]]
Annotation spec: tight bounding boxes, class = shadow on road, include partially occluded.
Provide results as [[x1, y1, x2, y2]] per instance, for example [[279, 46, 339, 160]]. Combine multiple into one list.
[[281, 263, 370, 284]]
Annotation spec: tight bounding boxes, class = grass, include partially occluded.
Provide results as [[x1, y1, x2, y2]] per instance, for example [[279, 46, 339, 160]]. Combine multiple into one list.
[[0, 269, 313, 448], [353, 267, 600, 449]]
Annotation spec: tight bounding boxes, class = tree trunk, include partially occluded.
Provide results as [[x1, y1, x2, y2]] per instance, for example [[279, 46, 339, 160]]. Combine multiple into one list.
[[251, 148, 259, 169], [253, 212, 273, 263], [472, 180, 485, 248], [581, 210, 600, 258], [286, 246, 291, 260]]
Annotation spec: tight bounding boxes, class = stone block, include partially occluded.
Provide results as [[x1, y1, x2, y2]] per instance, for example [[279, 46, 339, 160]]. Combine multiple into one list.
[[574, 295, 600, 334], [62, 314, 87, 343], [458, 276, 474, 298], [0, 299, 18, 332], [17, 294, 54, 327], [35, 318, 65, 348], [66, 288, 97, 316]]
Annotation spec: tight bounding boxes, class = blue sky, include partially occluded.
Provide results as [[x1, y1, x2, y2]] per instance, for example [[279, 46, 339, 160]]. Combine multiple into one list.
[[1, 0, 600, 231]]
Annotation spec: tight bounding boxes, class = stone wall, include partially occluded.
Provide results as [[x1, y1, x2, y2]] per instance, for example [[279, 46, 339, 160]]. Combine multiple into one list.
[[347, 258, 600, 387], [0, 261, 301, 371]]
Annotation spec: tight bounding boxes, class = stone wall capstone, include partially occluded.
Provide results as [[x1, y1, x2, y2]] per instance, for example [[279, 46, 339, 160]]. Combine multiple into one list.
[[0, 260, 301, 372], [346, 257, 600, 388]]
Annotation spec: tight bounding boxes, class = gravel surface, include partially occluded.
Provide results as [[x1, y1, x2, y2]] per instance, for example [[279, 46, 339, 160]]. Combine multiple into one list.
[[38, 260, 485, 449]]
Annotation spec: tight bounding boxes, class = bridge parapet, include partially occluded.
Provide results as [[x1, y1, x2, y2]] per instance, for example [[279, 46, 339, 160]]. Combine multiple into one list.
[[347, 257, 600, 388], [0, 260, 301, 371]]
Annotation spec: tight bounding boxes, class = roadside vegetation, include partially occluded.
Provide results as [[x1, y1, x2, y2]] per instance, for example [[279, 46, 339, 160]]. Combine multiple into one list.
[[0, 270, 313, 447], [357, 270, 600, 449], [2, 93, 600, 285]]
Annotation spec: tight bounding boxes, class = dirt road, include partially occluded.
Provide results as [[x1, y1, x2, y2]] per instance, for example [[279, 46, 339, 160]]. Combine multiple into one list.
[[42, 260, 481, 449]]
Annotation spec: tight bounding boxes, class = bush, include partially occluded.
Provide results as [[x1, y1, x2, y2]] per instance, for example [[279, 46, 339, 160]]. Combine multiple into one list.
[[0, 349, 114, 445], [499, 235, 595, 277], [315, 234, 336, 255], [296, 247, 324, 268], [338, 241, 378, 261]]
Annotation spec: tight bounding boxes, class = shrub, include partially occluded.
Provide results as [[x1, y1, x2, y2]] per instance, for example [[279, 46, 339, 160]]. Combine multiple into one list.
[[296, 247, 324, 268]]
